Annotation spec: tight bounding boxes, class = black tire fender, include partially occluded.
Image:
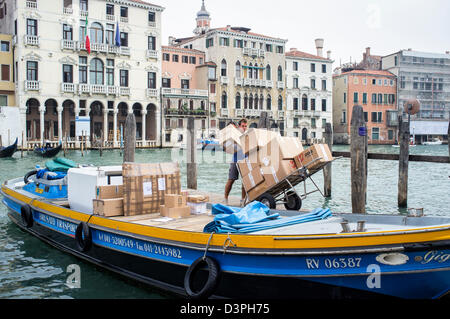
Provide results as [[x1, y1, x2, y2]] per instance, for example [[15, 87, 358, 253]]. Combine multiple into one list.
[[75, 222, 92, 252], [24, 169, 38, 185], [184, 256, 220, 299], [21, 204, 34, 228]]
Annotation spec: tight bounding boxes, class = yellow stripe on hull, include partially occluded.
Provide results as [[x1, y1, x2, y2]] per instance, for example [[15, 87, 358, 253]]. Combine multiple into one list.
[[4, 185, 450, 250]]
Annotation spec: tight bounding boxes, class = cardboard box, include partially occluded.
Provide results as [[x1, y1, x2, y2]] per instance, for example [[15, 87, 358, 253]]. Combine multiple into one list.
[[160, 205, 191, 219], [122, 162, 181, 216], [165, 194, 187, 208], [93, 198, 124, 217], [278, 136, 304, 159], [242, 168, 265, 192], [187, 202, 208, 215], [236, 155, 260, 177], [240, 128, 280, 154], [294, 144, 333, 171], [258, 139, 298, 180], [219, 124, 243, 154], [187, 195, 210, 203], [96, 185, 123, 200]]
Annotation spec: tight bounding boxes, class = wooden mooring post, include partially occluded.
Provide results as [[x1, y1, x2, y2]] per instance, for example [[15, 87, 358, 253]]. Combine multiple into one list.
[[123, 113, 136, 163], [187, 117, 197, 190], [350, 105, 368, 214], [323, 123, 333, 197], [398, 115, 410, 208]]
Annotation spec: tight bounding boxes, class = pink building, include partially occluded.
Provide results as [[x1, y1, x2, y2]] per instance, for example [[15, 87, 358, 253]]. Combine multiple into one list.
[[161, 46, 211, 146]]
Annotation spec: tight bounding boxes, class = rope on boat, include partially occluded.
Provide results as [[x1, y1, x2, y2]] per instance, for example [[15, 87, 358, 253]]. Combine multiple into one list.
[[222, 233, 236, 254], [203, 232, 215, 260]]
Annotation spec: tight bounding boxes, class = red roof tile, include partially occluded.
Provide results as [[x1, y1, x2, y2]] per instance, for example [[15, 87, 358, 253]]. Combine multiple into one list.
[[286, 50, 331, 61]]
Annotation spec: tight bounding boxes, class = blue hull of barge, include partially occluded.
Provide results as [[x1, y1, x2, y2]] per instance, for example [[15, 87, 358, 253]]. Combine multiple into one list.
[[2, 196, 450, 299]]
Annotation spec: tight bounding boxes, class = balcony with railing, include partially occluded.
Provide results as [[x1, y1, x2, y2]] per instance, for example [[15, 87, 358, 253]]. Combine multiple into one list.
[[220, 109, 229, 117], [220, 76, 229, 85], [243, 48, 265, 58], [146, 50, 158, 59], [162, 88, 208, 98], [146, 89, 158, 98], [61, 39, 77, 51], [26, 1, 37, 9], [25, 80, 40, 92], [80, 10, 88, 17], [61, 83, 76, 93], [106, 14, 115, 21], [63, 7, 73, 14], [277, 81, 285, 89], [164, 108, 209, 117], [24, 35, 40, 47], [235, 78, 243, 86], [119, 87, 130, 96]]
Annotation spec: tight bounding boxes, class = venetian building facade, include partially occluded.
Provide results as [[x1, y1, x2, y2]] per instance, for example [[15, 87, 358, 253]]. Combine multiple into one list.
[[285, 40, 333, 142], [173, 2, 288, 133], [161, 45, 214, 147], [0, 0, 164, 148]]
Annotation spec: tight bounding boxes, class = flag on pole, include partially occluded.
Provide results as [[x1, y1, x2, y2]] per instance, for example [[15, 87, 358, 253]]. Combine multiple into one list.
[[115, 22, 121, 47], [85, 17, 91, 54]]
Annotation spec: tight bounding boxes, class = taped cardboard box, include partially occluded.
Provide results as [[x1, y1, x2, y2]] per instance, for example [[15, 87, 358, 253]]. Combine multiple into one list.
[[236, 154, 260, 177], [96, 185, 123, 200], [165, 194, 187, 208], [257, 139, 298, 180], [187, 195, 209, 203], [93, 198, 124, 217], [160, 205, 191, 219], [278, 136, 304, 159], [242, 168, 265, 192], [219, 124, 243, 154], [294, 144, 333, 171], [123, 162, 181, 216], [240, 128, 280, 154]]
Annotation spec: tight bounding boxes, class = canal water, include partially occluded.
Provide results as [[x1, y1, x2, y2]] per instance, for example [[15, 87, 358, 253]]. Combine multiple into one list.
[[0, 145, 449, 298]]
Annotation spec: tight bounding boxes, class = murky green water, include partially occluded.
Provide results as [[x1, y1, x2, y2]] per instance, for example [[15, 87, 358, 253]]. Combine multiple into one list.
[[0, 145, 449, 298]]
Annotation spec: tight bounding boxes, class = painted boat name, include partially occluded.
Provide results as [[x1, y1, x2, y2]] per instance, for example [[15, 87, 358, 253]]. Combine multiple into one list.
[[420, 251, 450, 264], [38, 212, 76, 233], [98, 232, 182, 259]]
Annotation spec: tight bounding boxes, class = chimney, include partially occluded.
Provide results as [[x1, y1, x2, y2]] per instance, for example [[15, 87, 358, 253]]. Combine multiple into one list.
[[226, 25, 231, 31], [315, 38, 324, 57], [168, 36, 175, 46], [366, 47, 371, 56], [327, 50, 332, 60]]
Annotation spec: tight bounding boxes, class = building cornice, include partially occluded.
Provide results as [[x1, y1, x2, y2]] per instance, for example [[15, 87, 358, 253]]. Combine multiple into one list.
[[104, 0, 165, 12]]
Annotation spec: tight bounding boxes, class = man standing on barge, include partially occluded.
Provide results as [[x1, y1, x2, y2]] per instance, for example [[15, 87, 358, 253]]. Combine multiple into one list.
[[224, 119, 247, 206]]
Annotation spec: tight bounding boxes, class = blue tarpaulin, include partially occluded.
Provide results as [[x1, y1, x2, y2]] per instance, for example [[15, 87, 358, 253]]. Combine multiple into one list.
[[204, 202, 332, 234]]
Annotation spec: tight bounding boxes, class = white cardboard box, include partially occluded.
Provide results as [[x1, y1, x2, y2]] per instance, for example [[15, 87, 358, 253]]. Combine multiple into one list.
[[187, 202, 208, 215]]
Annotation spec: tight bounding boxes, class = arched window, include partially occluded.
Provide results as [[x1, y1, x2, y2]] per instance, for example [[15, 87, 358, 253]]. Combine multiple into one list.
[[249, 93, 253, 109], [235, 93, 241, 109], [259, 94, 264, 109], [221, 91, 227, 108], [266, 94, 272, 110], [254, 63, 259, 79], [244, 94, 248, 109], [90, 58, 104, 85], [254, 95, 259, 110], [266, 65, 271, 80], [235, 61, 241, 79], [90, 22, 103, 44], [278, 95, 283, 110], [302, 94, 308, 110], [248, 63, 253, 79], [277, 66, 283, 81], [221, 59, 227, 77]]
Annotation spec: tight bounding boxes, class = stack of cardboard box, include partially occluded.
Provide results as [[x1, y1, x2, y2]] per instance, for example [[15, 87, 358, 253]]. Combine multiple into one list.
[[218, 126, 334, 203], [187, 194, 210, 215], [237, 129, 304, 202], [93, 185, 124, 217], [160, 194, 191, 219], [122, 162, 181, 216]]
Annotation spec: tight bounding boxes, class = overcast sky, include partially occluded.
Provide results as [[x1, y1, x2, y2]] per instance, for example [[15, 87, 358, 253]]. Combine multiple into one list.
[[150, 0, 450, 67]]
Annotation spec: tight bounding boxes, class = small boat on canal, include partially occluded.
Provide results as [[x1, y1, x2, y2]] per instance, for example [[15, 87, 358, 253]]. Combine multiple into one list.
[[0, 138, 18, 158], [2, 163, 450, 299], [34, 142, 62, 158]]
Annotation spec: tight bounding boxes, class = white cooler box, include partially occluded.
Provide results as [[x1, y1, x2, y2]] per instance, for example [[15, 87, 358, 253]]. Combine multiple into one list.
[[68, 166, 123, 214], [187, 202, 208, 215]]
